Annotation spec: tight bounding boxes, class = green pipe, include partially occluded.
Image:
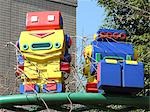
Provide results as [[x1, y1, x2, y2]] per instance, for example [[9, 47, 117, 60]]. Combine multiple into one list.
[[0, 93, 149, 108]]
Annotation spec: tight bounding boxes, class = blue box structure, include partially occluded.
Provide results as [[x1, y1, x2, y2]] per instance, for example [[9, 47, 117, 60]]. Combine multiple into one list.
[[84, 29, 144, 94], [122, 62, 144, 88], [97, 60, 121, 87], [90, 41, 134, 74]]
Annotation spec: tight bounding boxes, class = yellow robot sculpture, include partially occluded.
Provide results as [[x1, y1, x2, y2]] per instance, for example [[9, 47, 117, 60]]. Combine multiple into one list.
[[16, 11, 72, 93]]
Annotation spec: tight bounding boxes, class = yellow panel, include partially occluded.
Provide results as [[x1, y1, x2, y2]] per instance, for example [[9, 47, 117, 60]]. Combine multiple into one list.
[[93, 34, 97, 40], [47, 59, 60, 72], [47, 64, 60, 72], [83, 64, 90, 76], [105, 59, 117, 64], [23, 79, 39, 85], [84, 45, 92, 59], [42, 71, 62, 79], [40, 79, 62, 85], [24, 51, 62, 62], [44, 78, 62, 83], [126, 60, 138, 65], [87, 75, 97, 83], [83, 64, 97, 83], [21, 61, 39, 79], [37, 63, 47, 71]]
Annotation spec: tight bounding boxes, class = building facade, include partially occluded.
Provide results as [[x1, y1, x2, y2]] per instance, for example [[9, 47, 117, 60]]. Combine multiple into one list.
[[0, 0, 77, 94]]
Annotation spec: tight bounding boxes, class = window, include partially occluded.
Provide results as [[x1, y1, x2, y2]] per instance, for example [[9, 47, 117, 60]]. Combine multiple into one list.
[[31, 16, 38, 22], [48, 15, 55, 22]]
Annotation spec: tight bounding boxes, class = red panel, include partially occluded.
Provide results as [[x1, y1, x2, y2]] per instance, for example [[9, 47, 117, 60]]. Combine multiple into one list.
[[99, 32, 107, 38], [86, 88, 98, 92], [86, 83, 98, 92], [30, 32, 55, 38], [24, 84, 35, 92], [60, 62, 70, 73], [113, 32, 119, 39], [26, 11, 62, 30], [97, 63, 101, 81], [86, 83, 97, 88], [46, 83, 57, 91], [15, 65, 24, 76], [98, 32, 126, 40], [120, 33, 127, 40], [18, 65, 24, 70], [107, 32, 113, 38]]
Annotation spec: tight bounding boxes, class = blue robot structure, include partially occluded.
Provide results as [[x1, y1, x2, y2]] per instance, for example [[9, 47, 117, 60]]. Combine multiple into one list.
[[83, 29, 144, 94]]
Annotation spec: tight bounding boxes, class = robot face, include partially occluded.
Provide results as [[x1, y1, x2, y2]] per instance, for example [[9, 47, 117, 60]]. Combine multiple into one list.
[[20, 30, 64, 51], [26, 11, 63, 31], [19, 30, 65, 61]]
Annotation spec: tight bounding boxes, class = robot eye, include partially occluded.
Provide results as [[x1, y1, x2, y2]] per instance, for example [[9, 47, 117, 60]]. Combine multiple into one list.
[[31, 16, 38, 23], [22, 44, 29, 50], [54, 42, 61, 48], [48, 15, 55, 22]]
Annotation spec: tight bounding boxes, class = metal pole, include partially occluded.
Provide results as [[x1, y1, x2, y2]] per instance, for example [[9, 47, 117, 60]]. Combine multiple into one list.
[[0, 93, 149, 108]]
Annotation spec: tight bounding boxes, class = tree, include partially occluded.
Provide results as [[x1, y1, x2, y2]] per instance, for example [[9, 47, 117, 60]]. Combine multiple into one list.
[[98, 0, 150, 35]]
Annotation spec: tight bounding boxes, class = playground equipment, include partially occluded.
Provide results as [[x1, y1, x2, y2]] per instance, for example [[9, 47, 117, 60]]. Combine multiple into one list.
[[15, 11, 72, 94], [83, 29, 144, 94], [0, 11, 149, 111]]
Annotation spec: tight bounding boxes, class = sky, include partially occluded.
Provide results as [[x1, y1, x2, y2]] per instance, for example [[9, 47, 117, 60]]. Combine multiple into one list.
[[76, 0, 106, 68], [77, 0, 105, 37]]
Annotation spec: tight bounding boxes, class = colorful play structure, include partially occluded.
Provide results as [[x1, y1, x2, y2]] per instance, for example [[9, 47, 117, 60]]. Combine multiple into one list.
[[0, 11, 149, 111], [83, 29, 144, 94], [16, 11, 71, 93]]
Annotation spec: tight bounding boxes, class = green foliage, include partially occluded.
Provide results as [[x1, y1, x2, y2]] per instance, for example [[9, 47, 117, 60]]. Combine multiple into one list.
[[98, 0, 150, 35], [129, 33, 150, 75]]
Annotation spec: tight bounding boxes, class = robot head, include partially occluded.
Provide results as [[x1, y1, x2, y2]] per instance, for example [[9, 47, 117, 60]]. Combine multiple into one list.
[[26, 11, 63, 31]]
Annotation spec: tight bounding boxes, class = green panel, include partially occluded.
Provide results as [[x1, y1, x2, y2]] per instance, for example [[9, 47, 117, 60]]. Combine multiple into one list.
[[126, 55, 132, 60], [31, 42, 52, 50], [96, 53, 101, 62]]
